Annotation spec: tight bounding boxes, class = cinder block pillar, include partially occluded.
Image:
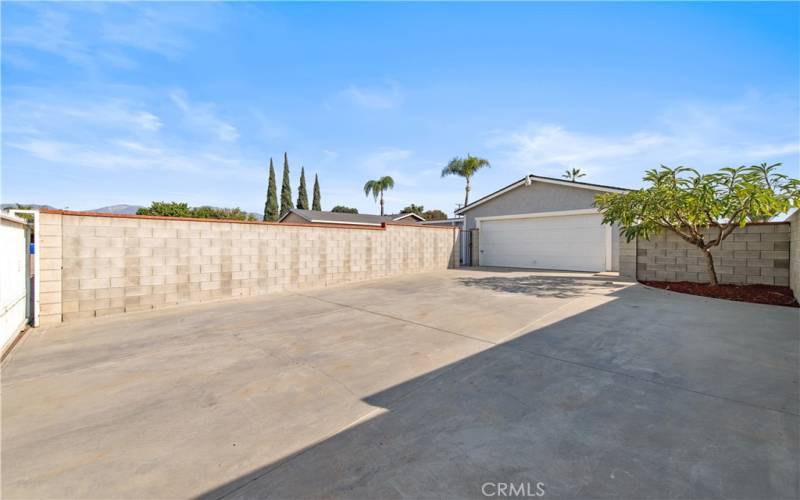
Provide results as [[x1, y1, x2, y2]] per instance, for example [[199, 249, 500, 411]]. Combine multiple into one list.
[[38, 212, 63, 326], [618, 235, 636, 281]]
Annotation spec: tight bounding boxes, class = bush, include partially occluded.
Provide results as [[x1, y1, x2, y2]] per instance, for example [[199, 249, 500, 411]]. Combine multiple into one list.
[[137, 202, 257, 221], [331, 205, 359, 214]]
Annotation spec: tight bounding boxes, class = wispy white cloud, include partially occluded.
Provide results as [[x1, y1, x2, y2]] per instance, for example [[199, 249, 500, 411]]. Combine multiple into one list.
[[8, 136, 260, 179], [4, 96, 163, 133], [169, 89, 239, 142], [488, 93, 799, 180], [341, 81, 401, 110], [3, 88, 256, 181], [3, 3, 217, 69]]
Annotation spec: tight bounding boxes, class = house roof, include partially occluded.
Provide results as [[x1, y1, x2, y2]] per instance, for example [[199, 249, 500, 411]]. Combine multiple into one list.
[[454, 174, 631, 215], [420, 218, 463, 226], [279, 209, 424, 226]]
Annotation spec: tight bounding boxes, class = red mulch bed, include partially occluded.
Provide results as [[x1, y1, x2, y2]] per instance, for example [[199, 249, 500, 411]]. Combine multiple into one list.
[[642, 281, 799, 307]]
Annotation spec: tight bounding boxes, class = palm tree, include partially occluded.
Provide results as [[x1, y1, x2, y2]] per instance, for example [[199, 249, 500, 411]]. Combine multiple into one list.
[[441, 154, 491, 207], [363, 176, 395, 215], [562, 168, 586, 182]]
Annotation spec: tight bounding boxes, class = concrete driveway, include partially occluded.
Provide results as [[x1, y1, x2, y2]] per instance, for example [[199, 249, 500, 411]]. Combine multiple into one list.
[[2, 268, 797, 499]]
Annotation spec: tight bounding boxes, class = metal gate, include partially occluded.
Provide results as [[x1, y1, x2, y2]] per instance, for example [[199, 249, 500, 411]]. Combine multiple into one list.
[[459, 230, 471, 266], [1, 212, 32, 354]]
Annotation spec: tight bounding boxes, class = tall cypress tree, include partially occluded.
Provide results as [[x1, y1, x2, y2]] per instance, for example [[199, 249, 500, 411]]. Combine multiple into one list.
[[280, 152, 293, 217], [296, 166, 309, 210], [263, 158, 279, 221], [312, 174, 321, 210]]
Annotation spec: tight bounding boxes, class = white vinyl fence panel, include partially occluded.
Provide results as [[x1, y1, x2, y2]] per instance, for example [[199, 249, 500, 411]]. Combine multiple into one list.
[[1, 214, 31, 351]]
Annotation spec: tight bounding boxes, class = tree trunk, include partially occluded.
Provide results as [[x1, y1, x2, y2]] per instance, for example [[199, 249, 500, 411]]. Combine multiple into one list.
[[464, 177, 471, 208], [380, 191, 384, 216], [701, 248, 719, 286]]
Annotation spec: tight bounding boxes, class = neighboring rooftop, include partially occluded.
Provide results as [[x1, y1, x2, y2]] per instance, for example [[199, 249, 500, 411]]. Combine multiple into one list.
[[279, 209, 424, 226], [420, 218, 463, 227]]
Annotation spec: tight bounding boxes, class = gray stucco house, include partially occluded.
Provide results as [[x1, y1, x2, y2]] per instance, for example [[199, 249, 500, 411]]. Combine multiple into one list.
[[454, 175, 629, 272]]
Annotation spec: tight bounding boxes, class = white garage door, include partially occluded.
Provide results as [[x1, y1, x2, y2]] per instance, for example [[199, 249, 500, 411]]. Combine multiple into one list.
[[479, 212, 609, 272]]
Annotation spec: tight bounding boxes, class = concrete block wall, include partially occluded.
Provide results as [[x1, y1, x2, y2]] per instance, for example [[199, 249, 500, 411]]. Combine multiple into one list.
[[630, 223, 790, 285], [790, 211, 799, 299], [39, 211, 459, 325]]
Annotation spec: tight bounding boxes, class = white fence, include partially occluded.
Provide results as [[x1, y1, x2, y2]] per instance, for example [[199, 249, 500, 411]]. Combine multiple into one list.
[[1, 213, 31, 354]]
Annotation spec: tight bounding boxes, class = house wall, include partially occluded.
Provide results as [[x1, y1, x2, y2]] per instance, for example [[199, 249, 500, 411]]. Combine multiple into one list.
[[461, 181, 621, 271], [462, 182, 600, 230], [790, 211, 799, 299], [37, 211, 459, 325], [624, 223, 790, 285]]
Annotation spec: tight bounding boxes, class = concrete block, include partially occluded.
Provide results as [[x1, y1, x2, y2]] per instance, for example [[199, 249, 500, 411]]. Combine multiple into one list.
[[40, 259, 62, 271], [747, 275, 774, 285], [80, 278, 110, 290], [38, 313, 62, 326], [746, 241, 774, 251], [94, 226, 125, 238], [40, 302, 62, 315], [733, 233, 761, 242], [95, 307, 125, 317], [719, 275, 746, 284], [745, 224, 775, 233], [674, 272, 698, 282], [774, 240, 790, 251], [63, 311, 95, 322], [746, 259, 774, 268], [140, 275, 166, 286], [762, 233, 790, 241], [80, 298, 110, 312], [95, 287, 124, 299], [761, 251, 789, 259]]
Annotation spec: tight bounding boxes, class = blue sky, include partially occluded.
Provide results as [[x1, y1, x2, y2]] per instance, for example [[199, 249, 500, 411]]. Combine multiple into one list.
[[2, 2, 798, 216]]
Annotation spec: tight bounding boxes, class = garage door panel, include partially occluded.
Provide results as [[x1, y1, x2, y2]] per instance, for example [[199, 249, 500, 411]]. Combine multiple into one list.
[[479, 213, 607, 271]]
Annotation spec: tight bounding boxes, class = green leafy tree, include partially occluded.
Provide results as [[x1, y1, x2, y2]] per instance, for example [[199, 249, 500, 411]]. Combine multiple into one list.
[[137, 202, 192, 217], [263, 158, 279, 221], [423, 209, 448, 221], [191, 206, 254, 220], [312, 174, 322, 211], [331, 205, 358, 214], [137, 202, 256, 220], [441, 154, 491, 208], [363, 176, 395, 216], [595, 163, 799, 286], [563, 168, 586, 182], [10, 204, 34, 222], [400, 204, 425, 216], [296, 167, 309, 209], [280, 152, 293, 217]]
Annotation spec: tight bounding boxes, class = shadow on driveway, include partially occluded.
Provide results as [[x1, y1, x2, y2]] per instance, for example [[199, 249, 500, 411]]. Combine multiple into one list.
[[458, 272, 628, 298], [200, 283, 799, 500]]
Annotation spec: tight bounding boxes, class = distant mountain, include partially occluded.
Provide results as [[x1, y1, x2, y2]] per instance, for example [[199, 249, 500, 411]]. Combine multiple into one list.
[[90, 204, 143, 215]]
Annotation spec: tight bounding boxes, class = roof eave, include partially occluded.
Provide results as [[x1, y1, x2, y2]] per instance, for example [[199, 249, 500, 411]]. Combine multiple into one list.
[[455, 175, 630, 215]]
